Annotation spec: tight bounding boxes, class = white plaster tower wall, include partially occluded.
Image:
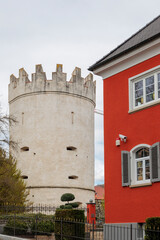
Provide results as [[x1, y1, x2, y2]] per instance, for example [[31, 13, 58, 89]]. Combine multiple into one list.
[[8, 64, 96, 206]]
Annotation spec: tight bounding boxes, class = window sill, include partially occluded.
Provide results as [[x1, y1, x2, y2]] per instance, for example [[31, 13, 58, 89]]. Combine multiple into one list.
[[129, 99, 160, 114], [129, 182, 152, 188]]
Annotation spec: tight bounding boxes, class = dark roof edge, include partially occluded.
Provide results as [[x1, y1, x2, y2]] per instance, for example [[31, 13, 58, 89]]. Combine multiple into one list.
[[88, 33, 160, 71], [88, 15, 160, 72]]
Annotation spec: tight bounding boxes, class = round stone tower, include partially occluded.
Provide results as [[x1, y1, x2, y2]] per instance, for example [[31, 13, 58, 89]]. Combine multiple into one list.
[[8, 64, 96, 206]]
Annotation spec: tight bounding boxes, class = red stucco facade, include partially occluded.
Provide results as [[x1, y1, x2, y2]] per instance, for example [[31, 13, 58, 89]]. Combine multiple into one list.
[[104, 54, 160, 223]]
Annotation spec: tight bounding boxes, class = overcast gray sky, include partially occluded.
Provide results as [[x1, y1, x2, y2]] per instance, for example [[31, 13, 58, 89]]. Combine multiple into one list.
[[0, 0, 159, 184]]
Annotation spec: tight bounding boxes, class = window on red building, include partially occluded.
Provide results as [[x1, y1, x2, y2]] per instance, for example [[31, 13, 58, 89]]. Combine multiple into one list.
[[129, 66, 160, 111], [122, 142, 160, 187]]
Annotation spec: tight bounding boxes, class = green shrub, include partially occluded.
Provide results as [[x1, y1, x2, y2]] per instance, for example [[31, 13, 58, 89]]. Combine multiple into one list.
[[55, 209, 85, 220], [64, 205, 72, 209], [60, 205, 65, 209], [31, 216, 54, 236], [3, 218, 28, 236], [65, 202, 79, 208], [55, 209, 85, 240], [145, 217, 160, 240], [71, 202, 79, 208], [3, 214, 55, 236], [61, 193, 75, 202]]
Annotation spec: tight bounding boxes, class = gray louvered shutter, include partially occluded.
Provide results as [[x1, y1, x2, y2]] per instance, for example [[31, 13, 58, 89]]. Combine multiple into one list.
[[121, 151, 130, 186], [150, 142, 160, 182]]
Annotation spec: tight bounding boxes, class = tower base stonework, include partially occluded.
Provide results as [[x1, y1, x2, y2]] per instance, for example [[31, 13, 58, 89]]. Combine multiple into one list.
[[9, 64, 96, 207], [28, 188, 95, 207]]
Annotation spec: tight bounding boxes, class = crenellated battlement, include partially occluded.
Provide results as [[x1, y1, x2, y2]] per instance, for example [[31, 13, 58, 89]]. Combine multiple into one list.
[[9, 64, 96, 104]]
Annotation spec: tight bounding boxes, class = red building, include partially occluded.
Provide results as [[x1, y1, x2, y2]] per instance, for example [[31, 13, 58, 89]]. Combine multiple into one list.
[[95, 184, 104, 200], [89, 15, 160, 229]]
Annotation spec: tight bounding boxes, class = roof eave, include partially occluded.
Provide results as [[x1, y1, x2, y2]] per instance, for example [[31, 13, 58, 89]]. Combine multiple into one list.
[[88, 33, 160, 72]]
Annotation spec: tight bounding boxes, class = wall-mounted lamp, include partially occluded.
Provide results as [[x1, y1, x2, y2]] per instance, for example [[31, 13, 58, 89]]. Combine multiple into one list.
[[116, 138, 120, 146]]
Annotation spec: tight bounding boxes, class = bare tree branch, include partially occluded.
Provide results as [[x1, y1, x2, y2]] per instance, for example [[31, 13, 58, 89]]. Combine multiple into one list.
[[0, 107, 18, 152]]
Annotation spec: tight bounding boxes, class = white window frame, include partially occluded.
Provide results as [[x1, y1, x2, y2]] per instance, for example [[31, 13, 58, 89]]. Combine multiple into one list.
[[130, 144, 151, 186], [135, 155, 150, 184], [129, 65, 160, 112]]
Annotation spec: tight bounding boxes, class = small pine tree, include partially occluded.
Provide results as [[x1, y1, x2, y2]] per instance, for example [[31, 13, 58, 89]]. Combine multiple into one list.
[[0, 148, 29, 205]]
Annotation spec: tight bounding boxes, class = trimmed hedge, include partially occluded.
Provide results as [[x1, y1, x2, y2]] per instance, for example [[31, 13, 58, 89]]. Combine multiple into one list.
[[55, 209, 85, 220], [63, 205, 72, 209], [61, 193, 75, 202], [55, 209, 85, 240], [145, 217, 160, 240], [65, 202, 79, 208], [3, 213, 54, 236], [71, 202, 79, 208]]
